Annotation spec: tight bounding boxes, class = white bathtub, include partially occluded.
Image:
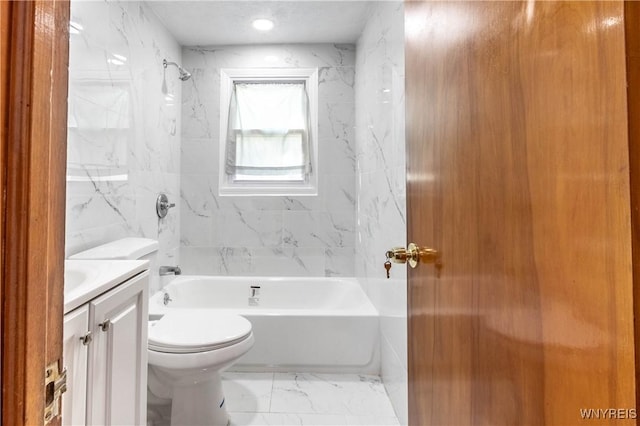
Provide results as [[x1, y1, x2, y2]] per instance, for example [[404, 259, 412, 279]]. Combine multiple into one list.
[[148, 276, 380, 374]]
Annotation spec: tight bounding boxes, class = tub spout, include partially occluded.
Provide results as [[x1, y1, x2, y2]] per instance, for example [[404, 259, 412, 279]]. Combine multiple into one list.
[[159, 265, 182, 276]]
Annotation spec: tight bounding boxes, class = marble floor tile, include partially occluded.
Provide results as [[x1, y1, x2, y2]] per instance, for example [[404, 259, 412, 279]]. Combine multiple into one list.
[[269, 373, 397, 417], [345, 415, 401, 425], [220, 372, 400, 426], [229, 412, 349, 426], [229, 412, 401, 426], [222, 372, 275, 413]]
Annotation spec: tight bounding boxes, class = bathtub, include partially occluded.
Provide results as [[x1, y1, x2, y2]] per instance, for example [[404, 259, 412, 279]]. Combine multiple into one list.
[[148, 276, 380, 374]]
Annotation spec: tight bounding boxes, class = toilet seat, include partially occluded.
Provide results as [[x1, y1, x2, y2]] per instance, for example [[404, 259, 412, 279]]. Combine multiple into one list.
[[149, 311, 252, 354]]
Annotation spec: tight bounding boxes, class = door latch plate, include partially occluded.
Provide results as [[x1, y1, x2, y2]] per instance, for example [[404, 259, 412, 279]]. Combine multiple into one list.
[[44, 361, 67, 424]]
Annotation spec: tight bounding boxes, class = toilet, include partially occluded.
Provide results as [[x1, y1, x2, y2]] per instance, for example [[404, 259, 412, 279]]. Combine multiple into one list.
[[70, 238, 255, 426], [148, 311, 254, 425]]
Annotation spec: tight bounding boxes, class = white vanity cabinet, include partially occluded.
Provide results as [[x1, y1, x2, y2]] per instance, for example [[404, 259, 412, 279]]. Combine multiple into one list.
[[62, 269, 148, 426], [62, 305, 90, 426], [88, 271, 148, 425]]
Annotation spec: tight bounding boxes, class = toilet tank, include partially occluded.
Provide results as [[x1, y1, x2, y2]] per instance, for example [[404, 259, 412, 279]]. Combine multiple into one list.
[[69, 237, 160, 293]]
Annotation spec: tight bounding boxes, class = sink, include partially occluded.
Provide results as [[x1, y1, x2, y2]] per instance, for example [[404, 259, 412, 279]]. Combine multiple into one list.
[[64, 266, 91, 294], [64, 259, 149, 313]]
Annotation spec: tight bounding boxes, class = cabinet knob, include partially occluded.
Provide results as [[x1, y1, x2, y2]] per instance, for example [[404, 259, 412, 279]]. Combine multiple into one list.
[[99, 320, 111, 332], [79, 331, 92, 345]]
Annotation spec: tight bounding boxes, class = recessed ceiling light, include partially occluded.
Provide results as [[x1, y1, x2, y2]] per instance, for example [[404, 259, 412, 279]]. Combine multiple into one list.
[[252, 19, 274, 31]]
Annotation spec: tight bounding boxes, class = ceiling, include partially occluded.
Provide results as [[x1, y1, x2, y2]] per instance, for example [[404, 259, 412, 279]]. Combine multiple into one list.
[[146, 1, 374, 46]]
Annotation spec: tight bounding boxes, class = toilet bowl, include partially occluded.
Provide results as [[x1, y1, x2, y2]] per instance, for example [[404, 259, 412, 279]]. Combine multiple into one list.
[[148, 310, 254, 426]]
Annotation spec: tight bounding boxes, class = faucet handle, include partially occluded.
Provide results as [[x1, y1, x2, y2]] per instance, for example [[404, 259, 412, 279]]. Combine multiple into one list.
[[156, 193, 175, 218]]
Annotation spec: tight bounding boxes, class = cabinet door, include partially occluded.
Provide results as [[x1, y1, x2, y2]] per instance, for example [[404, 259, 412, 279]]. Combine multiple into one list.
[[62, 305, 90, 426], [87, 271, 148, 426]]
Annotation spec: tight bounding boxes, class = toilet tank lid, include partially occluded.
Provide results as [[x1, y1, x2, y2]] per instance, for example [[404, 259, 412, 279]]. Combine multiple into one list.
[[69, 237, 159, 260]]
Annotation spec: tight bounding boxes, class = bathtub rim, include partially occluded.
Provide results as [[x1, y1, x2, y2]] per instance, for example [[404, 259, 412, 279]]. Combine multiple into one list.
[[149, 275, 379, 317]]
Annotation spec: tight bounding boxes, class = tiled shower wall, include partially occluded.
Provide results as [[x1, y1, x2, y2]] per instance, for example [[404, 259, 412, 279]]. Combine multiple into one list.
[[180, 44, 356, 276], [355, 3, 407, 424], [65, 1, 181, 293]]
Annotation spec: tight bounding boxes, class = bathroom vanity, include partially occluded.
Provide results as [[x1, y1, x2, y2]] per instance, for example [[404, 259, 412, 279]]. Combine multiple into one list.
[[63, 259, 149, 426]]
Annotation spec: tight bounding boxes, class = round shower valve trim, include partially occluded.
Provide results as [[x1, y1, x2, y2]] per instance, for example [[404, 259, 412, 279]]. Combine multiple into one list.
[[156, 193, 175, 218]]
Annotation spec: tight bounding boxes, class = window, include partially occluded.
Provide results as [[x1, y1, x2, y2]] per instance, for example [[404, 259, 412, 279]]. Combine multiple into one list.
[[219, 68, 318, 196]]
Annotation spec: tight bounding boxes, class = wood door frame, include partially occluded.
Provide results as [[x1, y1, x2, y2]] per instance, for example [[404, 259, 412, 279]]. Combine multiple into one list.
[[1, 1, 69, 425], [625, 0, 640, 413], [3, 1, 640, 425]]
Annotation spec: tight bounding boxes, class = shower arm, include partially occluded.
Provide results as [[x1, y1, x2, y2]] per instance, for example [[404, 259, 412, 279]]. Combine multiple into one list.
[[163, 59, 179, 69], [163, 59, 191, 81]]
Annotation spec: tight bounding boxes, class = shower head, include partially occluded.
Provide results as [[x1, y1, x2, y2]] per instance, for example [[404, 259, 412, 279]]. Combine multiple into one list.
[[163, 59, 191, 81], [179, 69, 191, 81]]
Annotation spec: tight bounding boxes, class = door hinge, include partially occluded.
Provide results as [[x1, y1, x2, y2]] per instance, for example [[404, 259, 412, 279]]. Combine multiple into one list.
[[44, 361, 67, 424]]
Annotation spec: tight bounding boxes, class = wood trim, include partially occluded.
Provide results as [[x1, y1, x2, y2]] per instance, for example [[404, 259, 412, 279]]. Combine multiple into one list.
[[625, 0, 640, 414], [0, 1, 10, 417], [3, 2, 37, 422], [2, 1, 69, 424]]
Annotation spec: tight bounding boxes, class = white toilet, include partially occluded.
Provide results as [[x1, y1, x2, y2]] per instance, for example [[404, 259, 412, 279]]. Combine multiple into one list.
[[71, 238, 255, 426], [148, 311, 254, 425]]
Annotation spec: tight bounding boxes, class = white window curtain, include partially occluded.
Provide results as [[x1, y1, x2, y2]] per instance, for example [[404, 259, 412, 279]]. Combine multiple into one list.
[[225, 82, 312, 179]]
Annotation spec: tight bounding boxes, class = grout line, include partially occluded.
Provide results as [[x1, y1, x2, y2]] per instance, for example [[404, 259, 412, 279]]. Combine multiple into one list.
[[268, 371, 275, 413]]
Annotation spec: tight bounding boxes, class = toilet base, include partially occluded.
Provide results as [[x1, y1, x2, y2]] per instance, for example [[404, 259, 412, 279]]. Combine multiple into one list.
[[170, 372, 228, 426]]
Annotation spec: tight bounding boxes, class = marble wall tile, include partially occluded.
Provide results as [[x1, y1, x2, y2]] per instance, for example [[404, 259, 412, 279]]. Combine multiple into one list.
[[179, 246, 220, 275], [181, 68, 220, 139], [213, 210, 283, 248], [282, 211, 355, 249], [182, 44, 356, 70], [324, 174, 357, 212], [66, 179, 136, 233], [180, 44, 356, 277], [66, 1, 182, 286], [181, 138, 218, 175], [319, 102, 355, 142], [319, 137, 356, 176], [247, 248, 326, 277], [65, 223, 131, 257], [318, 67, 355, 102], [179, 246, 326, 277], [325, 248, 356, 277], [380, 335, 409, 425], [355, 2, 407, 423]]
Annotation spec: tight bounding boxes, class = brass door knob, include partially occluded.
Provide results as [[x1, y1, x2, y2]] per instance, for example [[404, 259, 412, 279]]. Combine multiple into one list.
[[386, 243, 439, 268]]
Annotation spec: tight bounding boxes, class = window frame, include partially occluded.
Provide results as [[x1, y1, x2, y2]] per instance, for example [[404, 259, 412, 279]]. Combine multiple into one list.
[[219, 68, 319, 196]]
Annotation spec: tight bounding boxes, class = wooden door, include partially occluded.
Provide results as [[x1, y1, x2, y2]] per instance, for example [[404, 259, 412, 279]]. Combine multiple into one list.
[[1, 1, 70, 425], [405, 1, 636, 424]]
